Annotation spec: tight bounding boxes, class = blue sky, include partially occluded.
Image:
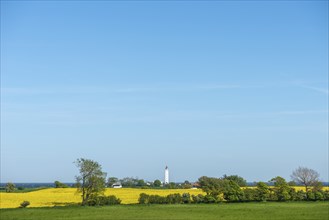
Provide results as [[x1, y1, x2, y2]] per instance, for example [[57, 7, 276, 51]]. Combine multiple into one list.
[[1, 1, 328, 183]]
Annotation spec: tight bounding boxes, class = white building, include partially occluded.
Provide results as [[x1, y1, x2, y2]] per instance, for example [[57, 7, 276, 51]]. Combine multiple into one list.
[[112, 182, 122, 188], [164, 166, 169, 184]]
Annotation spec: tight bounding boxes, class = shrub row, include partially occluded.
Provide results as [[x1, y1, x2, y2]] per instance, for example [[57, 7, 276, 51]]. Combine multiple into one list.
[[139, 193, 192, 204], [138, 189, 329, 205], [220, 189, 329, 203], [241, 188, 329, 202], [86, 195, 121, 206], [138, 193, 223, 204]]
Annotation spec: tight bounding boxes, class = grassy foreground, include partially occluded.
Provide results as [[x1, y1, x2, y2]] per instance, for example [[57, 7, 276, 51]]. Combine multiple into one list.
[[1, 202, 328, 220]]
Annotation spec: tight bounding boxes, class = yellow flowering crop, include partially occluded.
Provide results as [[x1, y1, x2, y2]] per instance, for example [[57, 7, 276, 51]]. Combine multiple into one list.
[[0, 188, 204, 209]]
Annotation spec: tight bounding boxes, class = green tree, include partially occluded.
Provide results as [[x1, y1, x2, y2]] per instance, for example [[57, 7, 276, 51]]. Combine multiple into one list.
[[167, 182, 177, 189], [5, 182, 16, 192], [182, 180, 192, 189], [198, 176, 222, 198], [222, 175, 247, 187], [220, 179, 244, 202], [199, 176, 245, 202], [270, 176, 291, 201], [137, 179, 146, 187], [243, 188, 257, 201], [120, 177, 139, 187], [255, 182, 270, 201], [153, 179, 161, 187], [75, 158, 107, 205], [107, 177, 119, 187], [291, 167, 320, 192], [54, 181, 68, 188]]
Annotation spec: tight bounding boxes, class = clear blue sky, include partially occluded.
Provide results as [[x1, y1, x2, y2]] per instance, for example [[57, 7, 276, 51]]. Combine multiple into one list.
[[1, 1, 328, 183]]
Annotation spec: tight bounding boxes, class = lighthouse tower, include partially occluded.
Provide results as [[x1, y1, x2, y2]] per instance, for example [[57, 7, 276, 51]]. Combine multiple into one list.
[[164, 166, 169, 184]]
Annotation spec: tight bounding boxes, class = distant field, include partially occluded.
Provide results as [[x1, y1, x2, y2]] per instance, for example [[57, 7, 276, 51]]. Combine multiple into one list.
[[1, 187, 328, 209], [0, 188, 47, 193], [242, 186, 329, 191], [1, 202, 328, 220]]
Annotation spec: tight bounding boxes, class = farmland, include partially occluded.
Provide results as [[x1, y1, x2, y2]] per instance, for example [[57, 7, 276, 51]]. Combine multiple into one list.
[[1, 202, 328, 220], [0, 188, 204, 208]]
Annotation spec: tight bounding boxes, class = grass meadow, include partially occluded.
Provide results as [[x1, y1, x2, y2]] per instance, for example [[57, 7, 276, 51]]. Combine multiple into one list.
[[1, 202, 328, 220], [1, 188, 328, 219]]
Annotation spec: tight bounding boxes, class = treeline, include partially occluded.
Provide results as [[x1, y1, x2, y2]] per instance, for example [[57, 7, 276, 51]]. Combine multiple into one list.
[[107, 177, 194, 189], [138, 177, 328, 204], [195, 175, 328, 203], [138, 190, 329, 205], [107, 175, 246, 189]]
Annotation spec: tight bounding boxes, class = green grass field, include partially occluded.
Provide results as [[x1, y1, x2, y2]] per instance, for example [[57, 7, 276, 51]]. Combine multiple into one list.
[[1, 202, 328, 220]]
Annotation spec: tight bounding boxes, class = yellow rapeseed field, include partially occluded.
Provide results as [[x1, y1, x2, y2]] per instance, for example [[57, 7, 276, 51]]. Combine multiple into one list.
[[1, 187, 328, 209], [0, 188, 204, 208]]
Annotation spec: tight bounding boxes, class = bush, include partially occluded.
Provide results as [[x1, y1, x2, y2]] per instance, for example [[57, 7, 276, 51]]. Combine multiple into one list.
[[306, 191, 316, 201], [204, 195, 217, 203], [243, 188, 257, 202], [306, 190, 325, 201], [105, 195, 121, 205], [278, 190, 291, 201], [138, 193, 193, 204], [86, 195, 121, 206], [288, 188, 297, 201], [149, 195, 167, 204], [323, 190, 329, 201], [182, 193, 191, 204], [139, 193, 149, 204], [255, 182, 270, 202], [268, 189, 278, 201], [192, 194, 205, 203], [166, 193, 182, 204], [20, 201, 30, 208], [295, 190, 306, 201], [314, 191, 324, 201], [86, 195, 101, 206]]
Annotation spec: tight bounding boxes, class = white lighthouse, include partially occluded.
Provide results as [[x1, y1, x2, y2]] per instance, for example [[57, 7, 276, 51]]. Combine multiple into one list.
[[164, 166, 169, 184]]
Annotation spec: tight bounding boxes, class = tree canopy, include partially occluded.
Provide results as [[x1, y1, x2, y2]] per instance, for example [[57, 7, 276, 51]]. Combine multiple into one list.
[[54, 181, 68, 188], [291, 167, 320, 192], [5, 182, 16, 192], [75, 158, 107, 205], [222, 175, 247, 187]]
